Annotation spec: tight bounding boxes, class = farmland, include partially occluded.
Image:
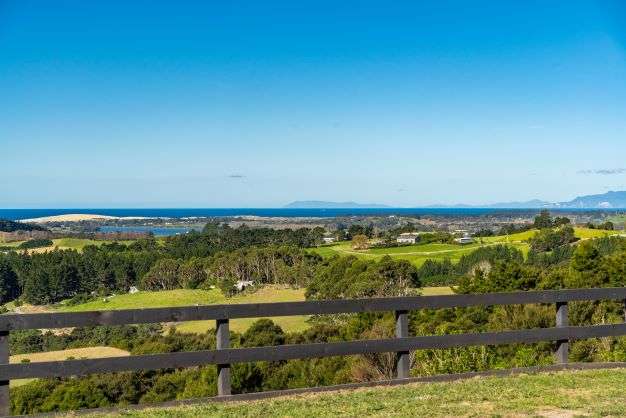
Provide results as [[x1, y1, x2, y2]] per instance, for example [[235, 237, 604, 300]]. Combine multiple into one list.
[[58, 287, 310, 334], [312, 227, 621, 267], [55, 285, 454, 333]]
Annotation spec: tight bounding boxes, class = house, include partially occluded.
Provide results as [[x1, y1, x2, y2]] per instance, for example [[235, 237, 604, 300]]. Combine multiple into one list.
[[396, 232, 420, 244], [235, 280, 254, 292], [322, 236, 337, 244], [454, 234, 474, 245]]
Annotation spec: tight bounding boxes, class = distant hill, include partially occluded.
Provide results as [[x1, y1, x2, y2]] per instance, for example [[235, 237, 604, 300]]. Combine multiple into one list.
[[484, 199, 553, 209], [435, 191, 626, 209], [284, 201, 391, 209], [560, 191, 626, 208], [0, 219, 48, 232]]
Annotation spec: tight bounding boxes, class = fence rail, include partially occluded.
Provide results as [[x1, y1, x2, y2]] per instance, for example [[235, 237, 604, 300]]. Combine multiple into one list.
[[2, 287, 626, 416]]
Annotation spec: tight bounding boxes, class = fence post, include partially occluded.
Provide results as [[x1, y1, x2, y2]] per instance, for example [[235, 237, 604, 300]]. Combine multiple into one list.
[[0, 330, 9, 416], [555, 301, 568, 364], [216, 318, 231, 396], [395, 310, 410, 379]]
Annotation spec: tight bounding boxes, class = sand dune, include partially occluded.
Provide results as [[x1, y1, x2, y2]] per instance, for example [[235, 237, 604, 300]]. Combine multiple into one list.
[[20, 214, 119, 223]]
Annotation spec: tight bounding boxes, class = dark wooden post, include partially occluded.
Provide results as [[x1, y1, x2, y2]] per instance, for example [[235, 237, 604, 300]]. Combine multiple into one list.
[[0, 330, 9, 416], [395, 310, 409, 379], [216, 319, 231, 396], [555, 301, 568, 364]]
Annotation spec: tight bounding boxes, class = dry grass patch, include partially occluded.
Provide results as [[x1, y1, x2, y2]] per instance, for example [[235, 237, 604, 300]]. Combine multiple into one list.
[[11, 346, 130, 363]]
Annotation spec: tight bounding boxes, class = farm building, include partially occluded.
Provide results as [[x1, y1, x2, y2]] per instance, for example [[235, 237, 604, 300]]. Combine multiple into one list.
[[396, 232, 420, 244]]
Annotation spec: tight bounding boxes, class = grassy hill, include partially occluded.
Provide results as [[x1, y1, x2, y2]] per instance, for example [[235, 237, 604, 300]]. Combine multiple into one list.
[[54, 285, 454, 333], [80, 368, 626, 417], [58, 287, 310, 334], [312, 227, 621, 268]]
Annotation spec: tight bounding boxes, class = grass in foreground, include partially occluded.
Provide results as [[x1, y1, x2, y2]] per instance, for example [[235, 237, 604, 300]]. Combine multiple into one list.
[[58, 287, 309, 334], [84, 368, 626, 417]]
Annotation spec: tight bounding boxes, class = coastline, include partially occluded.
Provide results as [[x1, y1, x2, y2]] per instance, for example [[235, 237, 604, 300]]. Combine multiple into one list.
[[4, 207, 621, 222]]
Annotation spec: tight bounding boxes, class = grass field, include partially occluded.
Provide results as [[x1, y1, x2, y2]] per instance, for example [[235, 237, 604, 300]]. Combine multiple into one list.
[[312, 227, 622, 268], [421, 286, 455, 296], [83, 368, 626, 417], [312, 239, 528, 267], [11, 346, 129, 364], [1, 238, 136, 253], [54, 285, 453, 334], [10, 346, 129, 387], [58, 287, 310, 334], [574, 227, 621, 239]]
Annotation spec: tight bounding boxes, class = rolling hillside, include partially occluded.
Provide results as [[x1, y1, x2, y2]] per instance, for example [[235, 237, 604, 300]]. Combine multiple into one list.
[[312, 227, 621, 267]]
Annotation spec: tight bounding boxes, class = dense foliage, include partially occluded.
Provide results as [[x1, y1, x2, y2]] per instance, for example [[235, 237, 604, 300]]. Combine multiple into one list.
[[0, 225, 329, 305], [306, 256, 419, 299], [0, 219, 47, 233], [17, 239, 53, 249], [417, 245, 524, 286]]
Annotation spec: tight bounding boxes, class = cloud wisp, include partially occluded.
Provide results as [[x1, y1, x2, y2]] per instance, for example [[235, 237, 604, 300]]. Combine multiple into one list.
[[577, 168, 626, 175]]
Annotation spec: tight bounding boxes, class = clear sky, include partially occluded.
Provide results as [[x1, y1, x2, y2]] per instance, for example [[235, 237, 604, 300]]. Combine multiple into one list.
[[1, 1, 626, 208]]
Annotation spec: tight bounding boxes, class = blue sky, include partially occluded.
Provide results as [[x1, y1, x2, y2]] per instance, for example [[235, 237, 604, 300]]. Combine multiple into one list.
[[1, 1, 626, 208]]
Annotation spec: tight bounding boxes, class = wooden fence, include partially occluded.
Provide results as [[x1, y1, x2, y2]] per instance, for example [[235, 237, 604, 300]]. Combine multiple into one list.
[[2, 287, 626, 415]]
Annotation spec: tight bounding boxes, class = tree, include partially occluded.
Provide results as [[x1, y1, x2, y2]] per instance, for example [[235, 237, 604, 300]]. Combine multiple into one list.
[[0, 258, 19, 304], [140, 259, 181, 290], [306, 255, 418, 300], [241, 319, 285, 347], [178, 258, 207, 289], [600, 221, 614, 231], [553, 216, 571, 227], [528, 226, 577, 252], [533, 210, 553, 229], [351, 235, 369, 250]]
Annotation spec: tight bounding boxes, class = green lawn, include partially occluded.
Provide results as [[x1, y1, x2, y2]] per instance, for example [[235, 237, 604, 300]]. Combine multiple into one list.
[[58, 287, 309, 334], [82, 368, 626, 417]]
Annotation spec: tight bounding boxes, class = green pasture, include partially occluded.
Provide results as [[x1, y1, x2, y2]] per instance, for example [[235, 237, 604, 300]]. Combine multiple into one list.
[[58, 287, 309, 334], [311, 227, 621, 268]]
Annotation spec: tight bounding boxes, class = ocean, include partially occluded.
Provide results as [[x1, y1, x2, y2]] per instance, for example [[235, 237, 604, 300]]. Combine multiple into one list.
[[0, 207, 618, 221]]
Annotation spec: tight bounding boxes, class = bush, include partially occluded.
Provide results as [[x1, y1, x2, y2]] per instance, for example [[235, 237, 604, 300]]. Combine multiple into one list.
[[528, 226, 577, 252]]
